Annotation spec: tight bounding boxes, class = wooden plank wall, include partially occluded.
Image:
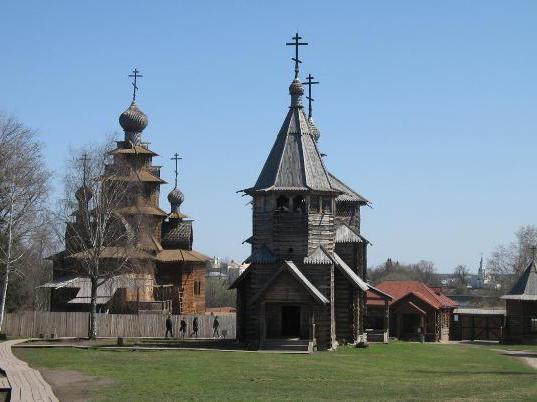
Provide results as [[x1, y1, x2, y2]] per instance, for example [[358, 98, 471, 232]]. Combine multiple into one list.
[[3, 311, 236, 339]]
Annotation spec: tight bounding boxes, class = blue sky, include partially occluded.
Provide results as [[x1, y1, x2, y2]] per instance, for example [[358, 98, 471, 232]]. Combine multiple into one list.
[[1, 1, 535, 273]]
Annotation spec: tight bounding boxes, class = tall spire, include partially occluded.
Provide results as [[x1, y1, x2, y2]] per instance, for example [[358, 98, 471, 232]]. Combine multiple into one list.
[[302, 73, 319, 119], [286, 32, 308, 79]]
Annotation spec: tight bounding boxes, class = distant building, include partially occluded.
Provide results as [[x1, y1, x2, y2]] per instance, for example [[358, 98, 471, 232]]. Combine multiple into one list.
[[367, 281, 458, 342], [501, 257, 537, 343], [43, 81, 209, 314]]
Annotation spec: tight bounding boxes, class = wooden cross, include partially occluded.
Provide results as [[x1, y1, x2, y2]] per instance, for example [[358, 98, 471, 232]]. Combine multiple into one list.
[[170, 153, 182, 188], [302, 73, 319, 119], [128, 68, 143, 101], [78, 153, 89, 185], [286, 33, 308, 79]]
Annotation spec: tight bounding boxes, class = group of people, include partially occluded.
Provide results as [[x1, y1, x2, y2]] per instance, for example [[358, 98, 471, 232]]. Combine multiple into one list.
[[165, 315, 221, 339]]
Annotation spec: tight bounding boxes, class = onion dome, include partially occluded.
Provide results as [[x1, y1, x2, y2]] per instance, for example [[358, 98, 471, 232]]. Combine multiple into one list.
[[167, 186, 184, 213], [308, 117, 320, 142], [119, 101, 148, 139], [289, 78, 304, 107], [75, 185, 92, 203]]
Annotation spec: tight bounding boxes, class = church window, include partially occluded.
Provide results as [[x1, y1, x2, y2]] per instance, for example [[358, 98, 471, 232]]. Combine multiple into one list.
[[293, 195, 304, 212], [276, 195, 290, 211], [309, 196, 320, 213], [322, 197, 333, 213], [194, 281, 201, 296]]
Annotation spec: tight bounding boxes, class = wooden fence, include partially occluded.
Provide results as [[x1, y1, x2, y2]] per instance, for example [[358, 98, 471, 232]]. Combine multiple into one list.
[[3, 311, 236, 339]]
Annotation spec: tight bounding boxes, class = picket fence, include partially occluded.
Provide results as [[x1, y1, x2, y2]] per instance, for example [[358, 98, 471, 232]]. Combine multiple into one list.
[[3, 311, 236, 339]]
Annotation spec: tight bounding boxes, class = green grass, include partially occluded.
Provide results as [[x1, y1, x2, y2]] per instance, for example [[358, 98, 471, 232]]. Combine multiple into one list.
[[14, 342, 537, 401]]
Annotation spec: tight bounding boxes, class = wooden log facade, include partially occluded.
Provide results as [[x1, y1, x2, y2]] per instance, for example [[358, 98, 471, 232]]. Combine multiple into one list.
[[232, 60, 389, 350], [366, 281, 457, 342], [45, 93, 209, 315], [502, 259, 537, 343]]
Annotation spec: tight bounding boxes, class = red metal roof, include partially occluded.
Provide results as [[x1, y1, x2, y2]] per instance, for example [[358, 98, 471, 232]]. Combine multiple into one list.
[[367, 280, 457, 309]]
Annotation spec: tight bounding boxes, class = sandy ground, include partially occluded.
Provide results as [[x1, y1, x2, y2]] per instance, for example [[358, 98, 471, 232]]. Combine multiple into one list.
[[496, 350, 537, 370], [38, 368, 115, 402]]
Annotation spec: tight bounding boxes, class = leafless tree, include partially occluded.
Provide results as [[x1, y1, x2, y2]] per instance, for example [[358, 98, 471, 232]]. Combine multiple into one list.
[[0, 113, 50, 332], [55, 141, 148, 339], [368, 259, 438, 285], [487, 225, 537, 288], [453, 265, 470, 287]]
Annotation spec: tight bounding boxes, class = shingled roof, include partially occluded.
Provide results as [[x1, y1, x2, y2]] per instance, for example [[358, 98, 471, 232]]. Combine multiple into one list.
[[245, 80, 339, 195], [328, 172, 369, 205], [367, 280, 457, 309], [501, 259, 537, 301]]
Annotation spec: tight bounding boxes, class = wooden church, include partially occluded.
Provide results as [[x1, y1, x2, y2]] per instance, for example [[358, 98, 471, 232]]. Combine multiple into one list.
[[231, 35, 390, 350], [502, 255, 537, 343], [46, 74, 209, 315]]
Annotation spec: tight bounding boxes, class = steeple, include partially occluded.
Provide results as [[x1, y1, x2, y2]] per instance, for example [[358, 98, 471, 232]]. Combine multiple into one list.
[[245, 34, 336, 195], [119, 68, 148, 145]]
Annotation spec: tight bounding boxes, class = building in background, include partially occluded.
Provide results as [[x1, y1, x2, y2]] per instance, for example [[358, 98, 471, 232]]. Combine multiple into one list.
[[367, 280, 457, 342], [502, 256, 537, 343], [43, 78, 209, 314]]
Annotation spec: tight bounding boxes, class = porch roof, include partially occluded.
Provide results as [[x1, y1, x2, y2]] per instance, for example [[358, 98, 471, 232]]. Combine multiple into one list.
[[249, 261, 329, 305]]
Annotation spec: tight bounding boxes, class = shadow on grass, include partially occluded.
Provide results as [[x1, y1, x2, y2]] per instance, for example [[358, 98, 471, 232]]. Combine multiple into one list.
[[500, 352, 537, 358], [113, 338, 246, 350], [412, 370, 534, 376]]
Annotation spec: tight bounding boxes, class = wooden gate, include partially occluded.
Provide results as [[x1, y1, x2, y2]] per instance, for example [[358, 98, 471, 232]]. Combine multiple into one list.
[[450, 309, 505, 341]]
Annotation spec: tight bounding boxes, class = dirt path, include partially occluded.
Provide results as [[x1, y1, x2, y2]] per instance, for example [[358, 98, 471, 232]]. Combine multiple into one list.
[[492, 349, 537, 370], [451, 341, 537, 370], [38, 368, 115, 402]]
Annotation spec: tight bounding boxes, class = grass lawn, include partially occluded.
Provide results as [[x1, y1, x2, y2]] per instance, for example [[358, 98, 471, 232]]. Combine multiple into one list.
[[14, 342, 537, 401]]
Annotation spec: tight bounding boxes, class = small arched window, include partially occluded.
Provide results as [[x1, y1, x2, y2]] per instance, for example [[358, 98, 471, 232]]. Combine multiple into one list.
[[293, 195, 304, 212], [322, 197, 333, 213], [194, 281, 201, 296], [276, 195, 290, 212]]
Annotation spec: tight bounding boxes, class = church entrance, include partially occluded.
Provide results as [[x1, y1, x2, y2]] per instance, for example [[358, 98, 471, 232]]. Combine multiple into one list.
[[281, 305, 301, 337]]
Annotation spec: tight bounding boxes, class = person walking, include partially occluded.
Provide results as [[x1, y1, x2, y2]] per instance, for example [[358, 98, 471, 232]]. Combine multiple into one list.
[[213, 316, 220, 338], [192, 316, 199, 338], [179, 318, 187, 339], [165, 314, 173, 338]]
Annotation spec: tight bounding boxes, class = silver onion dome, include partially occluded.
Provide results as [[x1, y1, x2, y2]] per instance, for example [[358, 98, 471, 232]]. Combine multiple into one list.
[[119, 101, 148, 134]]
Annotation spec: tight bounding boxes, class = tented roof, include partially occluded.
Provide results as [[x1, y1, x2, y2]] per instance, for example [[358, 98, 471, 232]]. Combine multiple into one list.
[[501, 260, 537, 301]]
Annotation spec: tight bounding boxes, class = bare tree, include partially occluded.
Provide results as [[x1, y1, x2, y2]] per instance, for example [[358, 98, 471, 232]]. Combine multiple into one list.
[[55, 141, 148, 339], [453, 265, 470, 288], [368, 259, 438, 285], [0, 113, 49, 332], [487, 225, 537, 288]]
